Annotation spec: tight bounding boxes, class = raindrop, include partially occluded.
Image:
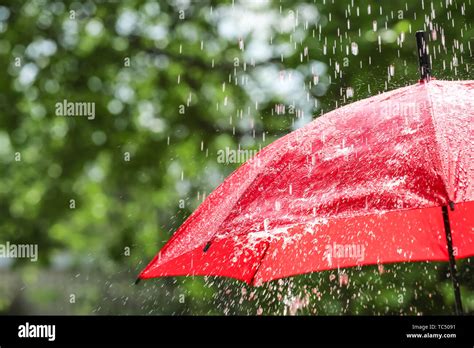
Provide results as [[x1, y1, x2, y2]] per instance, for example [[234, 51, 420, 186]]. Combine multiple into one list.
[[351, 42, 359, 55], [389, 64, 395, 76], [238, 38, 244, 51], [346, 87, 354, 98], [275, 201, 281, 210], [339, 273, 349, 286]]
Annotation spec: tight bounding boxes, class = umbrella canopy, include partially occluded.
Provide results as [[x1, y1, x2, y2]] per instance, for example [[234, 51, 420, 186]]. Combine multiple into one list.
[[138, 78, 473, 287], [137, 33, 473, 314]]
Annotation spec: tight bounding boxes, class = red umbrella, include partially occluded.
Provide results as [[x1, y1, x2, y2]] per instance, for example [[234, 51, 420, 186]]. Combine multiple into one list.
[[137, 32, 473, 314]]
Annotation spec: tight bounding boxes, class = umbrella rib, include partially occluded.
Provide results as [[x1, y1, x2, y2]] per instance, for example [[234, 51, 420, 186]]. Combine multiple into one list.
[[202, 144, 295, 251], [249, 241, 271, 286], [423, 82, 452, 203]]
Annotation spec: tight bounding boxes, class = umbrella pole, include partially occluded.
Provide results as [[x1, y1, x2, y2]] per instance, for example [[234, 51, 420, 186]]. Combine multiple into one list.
[[441, 205, 463, 315]]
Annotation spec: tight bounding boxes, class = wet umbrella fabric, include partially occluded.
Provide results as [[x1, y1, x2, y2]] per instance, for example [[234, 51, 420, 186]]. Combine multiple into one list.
[[138, 80, 473, 290]]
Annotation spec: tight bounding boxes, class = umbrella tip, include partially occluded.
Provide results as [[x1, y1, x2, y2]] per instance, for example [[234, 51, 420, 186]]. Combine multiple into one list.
[[134, 277, 141, 285], [415, 31, 431, 81], [203, 241, 212, 253]]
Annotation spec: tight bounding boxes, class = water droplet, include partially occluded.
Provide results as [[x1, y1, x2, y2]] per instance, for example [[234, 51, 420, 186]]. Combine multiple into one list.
[[389, 64, 395, 76], [351, 42, 359, 55], [346, 87, 354, 98]]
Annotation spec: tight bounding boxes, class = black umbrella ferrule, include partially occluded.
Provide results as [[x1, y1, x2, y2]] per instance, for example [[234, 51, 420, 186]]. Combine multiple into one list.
[[416, 31, 431, 81]]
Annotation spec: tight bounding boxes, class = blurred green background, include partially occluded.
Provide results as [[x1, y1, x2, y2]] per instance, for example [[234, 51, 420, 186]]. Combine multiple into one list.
[[0, 0, 473, 315]]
